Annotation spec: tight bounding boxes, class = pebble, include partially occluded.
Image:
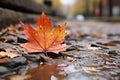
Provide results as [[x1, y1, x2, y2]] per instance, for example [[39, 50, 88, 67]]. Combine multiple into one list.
[[107, 34, 116, 36], [0, 38, 5, 42], [17, 35, 27, 43], [63, 41, 72, 45], [0, 66, 9, 74], [109, 40, 120, 44], [24, 54, 41, 62], [108, 50, 119, 55], [0, 48, 6, 52], [66, 45, 78, 51], [4, 57, 27, 68]]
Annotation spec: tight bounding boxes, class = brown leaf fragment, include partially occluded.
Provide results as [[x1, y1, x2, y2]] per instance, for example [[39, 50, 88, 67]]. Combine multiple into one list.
[[0, 52, 21, 58], [0, 57, 9, 63], [97, 42, 117, 46], [8, 25, 19, 35], [9, 75, 31, 80], [90, 32, 103, 37]]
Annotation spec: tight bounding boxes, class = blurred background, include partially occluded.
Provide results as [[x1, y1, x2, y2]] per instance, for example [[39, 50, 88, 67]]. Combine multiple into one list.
[[36, 0, 120, 20], [0, 0, 120, 29]]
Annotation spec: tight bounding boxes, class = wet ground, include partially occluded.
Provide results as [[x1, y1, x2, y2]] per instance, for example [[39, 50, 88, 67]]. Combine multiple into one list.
[[0, 20, 120, 80]]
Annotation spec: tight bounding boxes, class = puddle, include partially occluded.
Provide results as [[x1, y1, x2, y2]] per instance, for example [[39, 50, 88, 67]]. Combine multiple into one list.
[[26, 64, 65, 80]]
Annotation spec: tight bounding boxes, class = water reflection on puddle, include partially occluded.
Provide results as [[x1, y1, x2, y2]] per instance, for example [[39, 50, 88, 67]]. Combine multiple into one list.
[[26, 64, 65, 80]]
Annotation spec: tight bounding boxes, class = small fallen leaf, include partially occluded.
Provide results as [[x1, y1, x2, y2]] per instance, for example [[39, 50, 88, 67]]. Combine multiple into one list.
[[0, 52, 21, 58], [8, 25, 19, 35], [88, 47, 101, 50], [21, 11, 68, 54], [83, 66, 99, 72], [90, 32, 103, 37]]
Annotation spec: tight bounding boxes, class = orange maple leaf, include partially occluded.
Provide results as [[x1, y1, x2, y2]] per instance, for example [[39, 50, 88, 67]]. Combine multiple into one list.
[[20, 11, 68, 54]]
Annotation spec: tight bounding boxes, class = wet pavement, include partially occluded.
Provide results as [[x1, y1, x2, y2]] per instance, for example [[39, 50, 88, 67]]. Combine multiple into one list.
[[0, 20, 120, 80]]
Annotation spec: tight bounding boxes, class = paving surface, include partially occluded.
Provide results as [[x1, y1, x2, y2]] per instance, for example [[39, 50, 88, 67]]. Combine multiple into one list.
[[0, 20, 120, 80], [55, 20, 120, 80]]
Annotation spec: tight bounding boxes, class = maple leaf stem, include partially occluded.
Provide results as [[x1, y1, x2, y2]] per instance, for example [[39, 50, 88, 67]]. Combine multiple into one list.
[[44, 50, 48, 56], [43, 31, 46, 52]]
